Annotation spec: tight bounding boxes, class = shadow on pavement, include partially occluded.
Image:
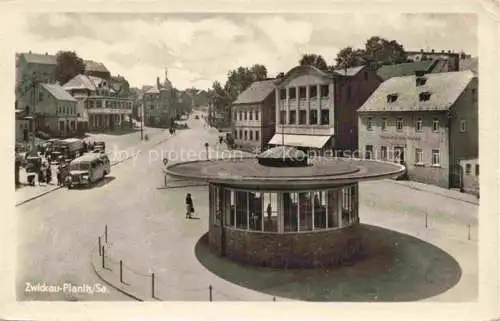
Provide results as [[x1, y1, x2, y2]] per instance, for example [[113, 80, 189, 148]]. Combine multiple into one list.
[[194, 224, 463, 302], [68, 176, 116, 190]]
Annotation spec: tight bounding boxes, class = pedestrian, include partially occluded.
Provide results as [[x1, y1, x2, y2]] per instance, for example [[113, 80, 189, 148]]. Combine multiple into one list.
[[46, 165, 52, 184], [37, 167, 44, 186], [56, 165, 61, 186], [185, 193, 194, 219]]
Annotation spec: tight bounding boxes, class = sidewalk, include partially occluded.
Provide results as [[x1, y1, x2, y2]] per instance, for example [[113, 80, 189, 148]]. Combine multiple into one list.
[[388, 180, 479, 205]]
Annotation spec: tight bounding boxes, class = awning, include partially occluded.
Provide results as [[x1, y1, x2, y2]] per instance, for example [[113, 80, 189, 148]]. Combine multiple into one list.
[[268, 134, 331, 149]]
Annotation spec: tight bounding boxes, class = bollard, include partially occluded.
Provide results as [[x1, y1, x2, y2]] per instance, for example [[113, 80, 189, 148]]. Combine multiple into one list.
[[425, 213, 428, 229], [98, 236, 102, 256], [102, 246, 105, 269], [151, 273, 155, 298], [105, 225, 108, 243], [468, 224, 471, 240], [209, 285, 213, 302], [120, 260, 123, 283]]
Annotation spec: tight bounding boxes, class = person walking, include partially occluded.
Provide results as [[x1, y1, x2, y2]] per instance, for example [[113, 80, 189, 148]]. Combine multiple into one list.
[[56, 165, 62, 186], [185, 193, 194, 219], [37, 166, 44, 186], [45, 164, 52, 184]]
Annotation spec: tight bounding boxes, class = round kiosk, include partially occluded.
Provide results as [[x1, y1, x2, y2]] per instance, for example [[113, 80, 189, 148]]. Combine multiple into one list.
[[166, 146, 405, 269]]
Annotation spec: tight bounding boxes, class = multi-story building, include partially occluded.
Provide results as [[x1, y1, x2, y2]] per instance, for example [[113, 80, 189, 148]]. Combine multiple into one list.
[[231, 79, 277, 152], [16, 51, 110, 112], [63, 74, 133, 131], [22, 83, 78, 137], [357, 70, 478, 189], [143, 70, 176, 127], [269, 64, 381, 153], [15, 109, 34, 143], [406, 49, 462, 71]]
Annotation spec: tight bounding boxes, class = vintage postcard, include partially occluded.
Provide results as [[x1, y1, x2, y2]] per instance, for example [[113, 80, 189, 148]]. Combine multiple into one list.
[[1, 0, 499, 320]]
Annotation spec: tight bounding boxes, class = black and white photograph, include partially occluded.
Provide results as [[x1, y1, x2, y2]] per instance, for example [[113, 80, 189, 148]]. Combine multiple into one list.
[[2, 2, 499, 320]]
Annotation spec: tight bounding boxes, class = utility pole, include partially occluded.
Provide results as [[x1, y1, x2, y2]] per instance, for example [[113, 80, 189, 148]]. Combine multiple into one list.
[[140, 95, 144, 140]]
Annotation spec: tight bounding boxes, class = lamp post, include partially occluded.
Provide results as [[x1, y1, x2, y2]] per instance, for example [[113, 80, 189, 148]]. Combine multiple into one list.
[[141, 95, 144, 140]]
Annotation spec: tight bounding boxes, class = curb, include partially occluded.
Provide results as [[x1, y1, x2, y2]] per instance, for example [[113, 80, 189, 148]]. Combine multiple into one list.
[[15, 185, 62, 207], [388, 180, 479, 205], [89, 246, 145, 302]]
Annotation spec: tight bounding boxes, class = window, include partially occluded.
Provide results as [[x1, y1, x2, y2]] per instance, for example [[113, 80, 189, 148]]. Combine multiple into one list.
[[309, 85, 317, 98], [327, 190, 339, 228], [475, 164, 479, 176], [416, 77, 427, 86], [419, 92, 431, 101], [249, 131, 253, 140], [239, 111, 242, 120], [299, 86, 306, 99], [431, 149, 440, 166], [280, 89, 286, 100], [380, 146, 388, 161], [289, 110, 296, 124], [387, 94, 398, 103], [313, 191, 327, 230], [249, 192, 263, 231], [416, 118, 423, 132], [244, 130, 248, 140], [299, 110, 306, 124], [239, 130, 242, 139], [396, 117, 403, 131], [249, 111, 253, 121], [320, 110, 329, 125], [432, 118, 440, 132], [233, 130, 237, 139], [263, 193, 278, 232], [465, 163, 471, 175], [255, 131, 259, 141], [289, 87, 296, 99], [310, 110, 318, 124], [233, 112, 237, 120], [367, 117, 373, 131], [381, 118, 388, 131], [460, 119, 466, 132], [244, 112, 247, 120], [365, 145, 373, 160], [283, 192, 299, 232], [320, 85, 329, 97], [234, 191, 248, 229], [279, 110, 286, 124], [255, 111, 259, 121], [415, 148, 423, 164]]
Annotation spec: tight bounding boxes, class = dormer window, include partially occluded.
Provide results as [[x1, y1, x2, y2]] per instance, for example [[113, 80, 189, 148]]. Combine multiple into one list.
[[387, 94, 398, 103], [416, 77, 427, 86], [419, 92, 431, 102]]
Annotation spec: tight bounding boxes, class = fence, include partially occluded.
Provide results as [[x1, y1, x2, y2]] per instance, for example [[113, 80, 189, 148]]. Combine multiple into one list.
[[96, 225, 278, 301]]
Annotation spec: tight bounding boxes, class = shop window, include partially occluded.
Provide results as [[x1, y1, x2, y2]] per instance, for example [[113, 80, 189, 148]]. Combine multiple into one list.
[[289, 110, 296, 124], [327, 190, 339, 228], [309, 85, 317, 98], [320, 85, 329, 97], [313, 191, 327, 230], [235, 191, 249, 229], [249, 192, 263, 231], [288, 87, 296, 100], [263, 193, 278, 232], [225, 190, 235, 227], [298, 192, 313, 231], [283, 192, 299, 232], [310, 110, 318, 124], [320, 110, 329, 125], [299, 110, 306, 124]]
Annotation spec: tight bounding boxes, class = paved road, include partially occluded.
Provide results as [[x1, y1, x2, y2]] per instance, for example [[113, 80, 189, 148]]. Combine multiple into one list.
[[16, 112, 478, 301]]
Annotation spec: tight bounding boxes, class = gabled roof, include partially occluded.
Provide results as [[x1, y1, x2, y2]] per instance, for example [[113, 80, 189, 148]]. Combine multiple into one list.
[[63, 74, 97, 91], [331, 65, 365, 77], [84, 60, 109, 74], [358, 70, 475, 113], [376, 60, 435, 81], [233, 79, 276, 105], [40, 83, 76, 102], [20, 52, 57, 65]]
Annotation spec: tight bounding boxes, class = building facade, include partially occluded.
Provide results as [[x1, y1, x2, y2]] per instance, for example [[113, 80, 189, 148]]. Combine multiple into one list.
[[358, 70, 478, 189], [63, 74, 133, 132], [232, 79, 277, 152], [269, 64, 381, 153], [143, 70, 176, 127]]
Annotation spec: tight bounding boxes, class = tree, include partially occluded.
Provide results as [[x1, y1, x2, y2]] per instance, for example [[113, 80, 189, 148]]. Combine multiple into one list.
[[55, 51, 85, 85], [276, 72, 285, 78], [299, 54, 328, 70], [110, 75, 130, 98], [334, 47, 367, 69], [364, 36, 407, 65]]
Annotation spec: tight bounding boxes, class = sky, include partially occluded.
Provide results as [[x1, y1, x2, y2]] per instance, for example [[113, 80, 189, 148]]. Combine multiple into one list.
[[15, 13, 477, 90]]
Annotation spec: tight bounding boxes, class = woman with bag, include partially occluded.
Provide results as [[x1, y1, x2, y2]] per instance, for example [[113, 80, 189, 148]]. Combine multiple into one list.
[[185, 193, 194, 219]]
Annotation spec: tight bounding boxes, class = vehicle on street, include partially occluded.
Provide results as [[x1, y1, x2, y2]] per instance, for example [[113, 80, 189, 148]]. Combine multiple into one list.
[[52, 138, 84, 160], [25, 156, 42, 173], [94, 141, 106, 152], [68, 153, 111, 189]]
